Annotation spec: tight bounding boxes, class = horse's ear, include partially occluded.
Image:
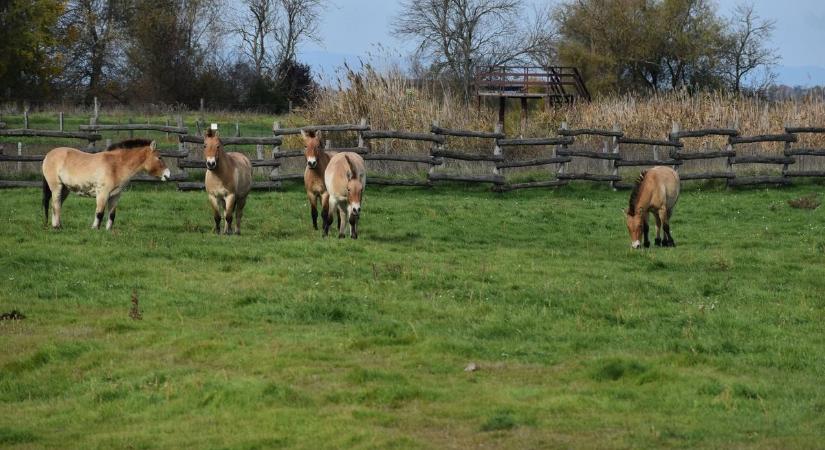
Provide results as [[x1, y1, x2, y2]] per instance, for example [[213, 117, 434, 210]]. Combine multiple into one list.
[[205, 128, 214, 138], [300, 129, 308, 140], [150, 141, 157, 150], [316, 130, 323, 142]]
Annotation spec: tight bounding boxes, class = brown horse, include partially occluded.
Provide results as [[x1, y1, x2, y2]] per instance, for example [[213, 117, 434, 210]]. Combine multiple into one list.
[[42, 139, 170, 229], [204, 127, 252, 235], [324, 152, 366, 239], [626, 166, 680, 249], [301, 129, 332, 230]]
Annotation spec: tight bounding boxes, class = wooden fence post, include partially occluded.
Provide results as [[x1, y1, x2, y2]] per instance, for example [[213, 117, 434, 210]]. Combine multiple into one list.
[[235, 122, 240, 138], [610, 124, 621, 190], [670, 122, 681, 172], [557, 122, 569, 177], [726, 120, 739, 188], [493, 122, 503, 177], [357, 117, 367, 149], [59, 112, 64, 132], [23, 108, 29, 129], [429, 120, 441, 177], [783, 126, 794, 183], [17, 142, 22, 173], [271, 121, 281, 189]]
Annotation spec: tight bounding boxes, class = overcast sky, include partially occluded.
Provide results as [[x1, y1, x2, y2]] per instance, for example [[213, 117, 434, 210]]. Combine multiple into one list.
[[293, 0, 825, 86]]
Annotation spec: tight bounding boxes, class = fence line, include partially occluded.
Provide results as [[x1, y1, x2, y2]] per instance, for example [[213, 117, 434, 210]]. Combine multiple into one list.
[[2, 113, 825, 192]]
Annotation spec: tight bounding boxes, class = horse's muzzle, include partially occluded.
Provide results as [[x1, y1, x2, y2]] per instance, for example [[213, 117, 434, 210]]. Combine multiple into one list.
[[161, 168, 171, 181], [206, 159, 217, 171], [307, 160, 317, 169], [631, 240, 641, 249]]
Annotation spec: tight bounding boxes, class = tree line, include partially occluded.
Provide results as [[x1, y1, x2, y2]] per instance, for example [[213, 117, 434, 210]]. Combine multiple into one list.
[[0, 0, 780, 110], [394, 0, 779, 99], [0, 0, 323, 111]]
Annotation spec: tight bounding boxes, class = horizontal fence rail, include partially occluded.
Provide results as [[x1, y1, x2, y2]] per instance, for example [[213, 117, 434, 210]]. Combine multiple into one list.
[[3, 114, 825, 192]]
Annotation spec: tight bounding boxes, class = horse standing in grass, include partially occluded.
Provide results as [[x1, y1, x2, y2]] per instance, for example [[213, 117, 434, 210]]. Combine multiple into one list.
[[41, 139, 170, 229], [324, 152, 366, 239], [301, 129, 333, 230], [626, 166, 680, 249], [204, 128, 252, 235]]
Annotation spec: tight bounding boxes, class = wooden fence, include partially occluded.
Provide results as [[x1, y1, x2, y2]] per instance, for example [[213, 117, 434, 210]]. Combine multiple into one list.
[[2, 114, 825, 192]]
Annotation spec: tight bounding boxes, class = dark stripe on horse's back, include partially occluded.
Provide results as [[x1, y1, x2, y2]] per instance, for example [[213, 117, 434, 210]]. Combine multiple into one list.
[[343, 154, 358, 178], [627, 170, 648, 216], [106, 138, 152, 151]]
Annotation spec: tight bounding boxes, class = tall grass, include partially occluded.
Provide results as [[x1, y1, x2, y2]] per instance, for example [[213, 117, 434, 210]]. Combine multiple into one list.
[[308, 66, 825, 142]]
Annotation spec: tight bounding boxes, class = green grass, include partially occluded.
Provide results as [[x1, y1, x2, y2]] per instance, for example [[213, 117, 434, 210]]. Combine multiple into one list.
[[1, 183, 824, 449]]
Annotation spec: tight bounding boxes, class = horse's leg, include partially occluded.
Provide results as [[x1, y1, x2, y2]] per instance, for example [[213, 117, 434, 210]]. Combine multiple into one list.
[[208, 194, 222, 234], [654, 213, 663, 247], [105, 193, 121, 230], [321, 192, 330, 233], [223, 194, 236, 235], [92, 191, 108, 229], [349, 212, 358, 239], [324, 197, 336, 237], [307, 191, 318, 229], [642, 214, 650, 248], [337, 205, 347, 239], [234, 196, 246, 235], [50, 183, 66, 229], [664, 208, 675, 247]]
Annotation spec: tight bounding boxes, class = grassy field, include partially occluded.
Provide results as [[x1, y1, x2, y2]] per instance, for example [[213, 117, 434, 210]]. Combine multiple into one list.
[[1, 182, 824, 449]]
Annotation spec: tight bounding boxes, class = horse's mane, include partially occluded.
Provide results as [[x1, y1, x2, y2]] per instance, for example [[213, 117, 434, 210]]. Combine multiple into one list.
[[106, 138, 152, 151], [627, 170, 648, 216], [343, 153, 358, 179]]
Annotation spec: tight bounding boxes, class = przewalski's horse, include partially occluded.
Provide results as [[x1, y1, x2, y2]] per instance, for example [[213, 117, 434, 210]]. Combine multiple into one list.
[[324, 152, 366, 239], [204, 127, 252, 235], [301, 129, 332, 230], [41, 139, 170, 229], [626, 166, 680, 249]]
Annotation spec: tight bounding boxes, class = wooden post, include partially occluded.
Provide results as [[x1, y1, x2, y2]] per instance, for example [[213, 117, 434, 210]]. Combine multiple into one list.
[[235, 121, 240, 137], [557, 122, 569, 177], [199, 98, 205, 119], [17, 142, 22, 173], [783, 127, 793, 182], [610, 124, 621, 191], [94, 97, 99, 119], [520, 97, 528, 138], [357, 117, 367, 149], [726, 120, 738, 188], [59, 112, 64, 131], [493, 122, 503, 177], [498, 97, 506, 130], [670, 122, 681, 173], [429, 120, 441, 177], [271, 121, 281, 188], [23, 108, 29, 129], [165, 118, 170, 140]]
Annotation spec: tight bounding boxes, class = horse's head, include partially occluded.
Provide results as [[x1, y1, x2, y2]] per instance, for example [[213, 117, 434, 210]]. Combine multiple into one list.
[[204, 128, 222, 171], [145, 141, 171, 181], [626, 208, 643, 249], [347, 175, 363, 218], [301, 129, 322, 169]]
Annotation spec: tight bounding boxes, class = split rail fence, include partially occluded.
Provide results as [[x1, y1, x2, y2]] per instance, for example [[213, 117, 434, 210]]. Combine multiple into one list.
[[2, 114, 825, 191]]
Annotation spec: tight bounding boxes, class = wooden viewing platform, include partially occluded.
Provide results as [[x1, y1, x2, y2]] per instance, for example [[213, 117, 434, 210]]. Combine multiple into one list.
[[475, 66, 590, 135]]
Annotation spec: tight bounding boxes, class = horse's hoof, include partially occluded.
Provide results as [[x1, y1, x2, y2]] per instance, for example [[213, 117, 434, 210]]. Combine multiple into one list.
[[351, 234, 358, 239], [644, 241, 650, 248], [338, 234, 345, 239], [654, 238, 662, 247]]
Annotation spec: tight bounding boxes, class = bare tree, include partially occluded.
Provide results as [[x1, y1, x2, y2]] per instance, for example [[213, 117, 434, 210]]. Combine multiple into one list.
[[58, 0, 126, 102], [233, 0, 323, 79], [234, 0, 277, 77], [392, 0, 543, 101], [722, 3, 778, 94]]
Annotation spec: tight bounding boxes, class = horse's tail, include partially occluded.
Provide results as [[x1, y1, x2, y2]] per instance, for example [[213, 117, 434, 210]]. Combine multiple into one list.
[[42, 178, 51, 223]]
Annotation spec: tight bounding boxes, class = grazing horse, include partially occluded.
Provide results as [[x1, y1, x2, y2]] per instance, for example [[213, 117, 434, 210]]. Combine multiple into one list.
[[324, 152, 366, 239], [41, 139, 170, 229], [626, 166, 680, 249], [301, 129, 332, 230], [204, 127, 252, 235]]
